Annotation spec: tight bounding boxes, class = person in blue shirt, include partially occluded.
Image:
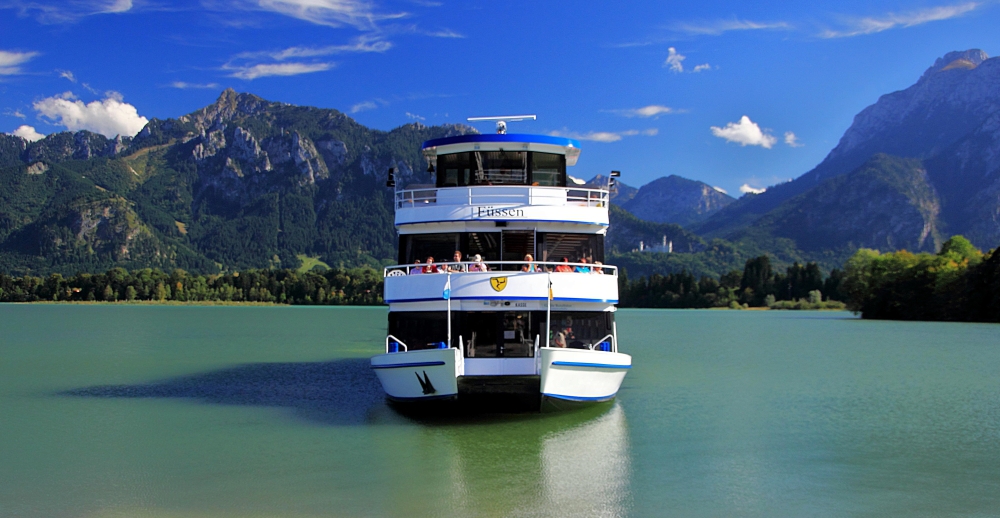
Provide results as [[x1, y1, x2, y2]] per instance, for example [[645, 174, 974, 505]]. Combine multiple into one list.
[[574, 257, 591, 273]]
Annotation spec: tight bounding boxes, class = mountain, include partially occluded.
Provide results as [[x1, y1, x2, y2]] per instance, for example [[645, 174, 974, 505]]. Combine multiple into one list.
[[587, 174, 637, 204], [693, 49, 1000, 252], [0, 89, 475, 275], [619, 174, 734, 226]]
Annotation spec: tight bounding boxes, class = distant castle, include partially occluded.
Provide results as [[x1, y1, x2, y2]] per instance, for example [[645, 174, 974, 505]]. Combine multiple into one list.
[[635, 236, 672, 253]]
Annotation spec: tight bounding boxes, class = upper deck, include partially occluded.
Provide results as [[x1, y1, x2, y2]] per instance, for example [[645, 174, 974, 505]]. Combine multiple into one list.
[[396, 133, 609, 227]]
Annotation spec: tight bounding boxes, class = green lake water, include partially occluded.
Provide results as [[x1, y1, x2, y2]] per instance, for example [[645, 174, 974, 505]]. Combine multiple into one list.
[[1, 305, 999, 517]]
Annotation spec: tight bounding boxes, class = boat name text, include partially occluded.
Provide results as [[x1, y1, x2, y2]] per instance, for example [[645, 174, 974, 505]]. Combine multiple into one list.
[[474, 206, 525, 218]]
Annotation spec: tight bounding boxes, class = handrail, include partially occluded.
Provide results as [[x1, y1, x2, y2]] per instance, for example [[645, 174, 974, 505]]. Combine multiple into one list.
[[395, 185, 609, 210], [385, 334, 409, 353], [589, 334, 615, 351], [384, 260, 617, 277]]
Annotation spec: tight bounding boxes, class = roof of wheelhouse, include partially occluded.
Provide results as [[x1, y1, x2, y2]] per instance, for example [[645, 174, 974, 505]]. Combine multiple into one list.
[[422, 134, 582, 166]]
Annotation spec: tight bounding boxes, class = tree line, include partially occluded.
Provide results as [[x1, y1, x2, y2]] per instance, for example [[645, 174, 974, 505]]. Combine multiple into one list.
[[0, 266, 383, 305], [619, 257, 847, 309], [841, 236, 1000, 322]]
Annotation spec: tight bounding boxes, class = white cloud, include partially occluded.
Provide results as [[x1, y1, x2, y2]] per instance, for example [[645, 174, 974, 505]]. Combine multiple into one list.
[[608, 105, 676, 118], [820, 2, 979, 38], [664, 47, 685, 72], [692, 63, 711, 72], [784, 131, 803, 147], [58, 69, 76, 82], [710, 116, 777, 149], [712, 186, 728, 195], [3, 0, 133, 23], [350, 101, 377, 113], [9, 124, 45, 142], [405, 112, 425, 121], [240, 39, 392, 61], [4, 109, 27, 118], [426, 28, 464, 38], [740, 184, 767, 195], [0, 50, 40, 75], [672, 19, 792, 36], [33, 92, 149, 138], [227, 62, 333, 79], [253, 0, 408, 30], [169, 81, 222, 89], [549, 128, 658, 143]]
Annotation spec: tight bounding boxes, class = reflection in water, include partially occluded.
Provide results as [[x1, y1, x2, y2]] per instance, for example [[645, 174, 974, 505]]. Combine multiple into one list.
[[418, 403, 631, 517]]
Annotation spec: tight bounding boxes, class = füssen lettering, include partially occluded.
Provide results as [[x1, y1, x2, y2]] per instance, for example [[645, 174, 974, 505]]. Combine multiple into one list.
[[475, 206, 525, 218]]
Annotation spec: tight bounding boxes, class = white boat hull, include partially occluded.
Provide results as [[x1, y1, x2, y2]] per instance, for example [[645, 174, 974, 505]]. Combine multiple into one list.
[[371, 347, 630, 407], [370, 348, 462, 401], [539, 347, 631, 403]]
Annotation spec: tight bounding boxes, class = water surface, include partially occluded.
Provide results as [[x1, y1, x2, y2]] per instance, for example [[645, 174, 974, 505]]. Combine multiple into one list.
[[1, 305, 998, 517]]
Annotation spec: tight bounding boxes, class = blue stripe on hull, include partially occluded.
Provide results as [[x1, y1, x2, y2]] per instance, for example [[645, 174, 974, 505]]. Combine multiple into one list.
[[386, 296, 618, 304], [550, 361, 631, 370], [371, 361, 446, 369], [542, 392, 617, 402]]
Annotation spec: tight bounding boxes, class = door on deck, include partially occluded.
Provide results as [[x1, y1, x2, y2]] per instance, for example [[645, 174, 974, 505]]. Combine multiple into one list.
[[501, 230, 535, 271]]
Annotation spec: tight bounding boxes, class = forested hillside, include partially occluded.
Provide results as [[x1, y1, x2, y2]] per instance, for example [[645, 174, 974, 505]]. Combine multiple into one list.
[[0, 89, 475, 275]]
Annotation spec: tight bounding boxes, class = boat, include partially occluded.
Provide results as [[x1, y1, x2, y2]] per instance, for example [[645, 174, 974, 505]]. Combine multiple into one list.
[[370, 115, 631, 411]]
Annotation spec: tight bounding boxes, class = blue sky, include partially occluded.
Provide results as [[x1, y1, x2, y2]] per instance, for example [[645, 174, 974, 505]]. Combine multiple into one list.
[[2, 0, 998, 196]]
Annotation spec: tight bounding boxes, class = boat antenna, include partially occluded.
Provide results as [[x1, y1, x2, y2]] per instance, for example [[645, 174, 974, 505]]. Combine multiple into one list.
[[467, 115, 537, 135]]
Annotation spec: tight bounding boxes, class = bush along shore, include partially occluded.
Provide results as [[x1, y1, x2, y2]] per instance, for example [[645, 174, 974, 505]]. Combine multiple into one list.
[[0, 267, 384, 305], [619, 256, 847, 310], [842, 236, 1000, 323]]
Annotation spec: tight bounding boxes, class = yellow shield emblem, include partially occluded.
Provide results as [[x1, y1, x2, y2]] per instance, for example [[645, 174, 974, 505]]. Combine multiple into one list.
[[490, 277, 508, 292]]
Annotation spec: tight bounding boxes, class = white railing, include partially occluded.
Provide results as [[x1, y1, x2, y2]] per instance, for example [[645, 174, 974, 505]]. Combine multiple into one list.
[[383, 260, 618, 277], [394, 186, 609, 210], [385, 334, 409, 353]]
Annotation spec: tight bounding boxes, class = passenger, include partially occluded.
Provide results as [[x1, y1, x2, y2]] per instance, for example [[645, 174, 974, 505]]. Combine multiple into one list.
[[449, 250, 467, 272], [423, 256, 443, 274], [554, 257, 574, 273], [468, 254, 487, 272], [593, 261, 604, 274], [574, 257, 591, 273], [409, 259, 423, 275], [521, 254, 538, 272], [552, 331, 567, 348]]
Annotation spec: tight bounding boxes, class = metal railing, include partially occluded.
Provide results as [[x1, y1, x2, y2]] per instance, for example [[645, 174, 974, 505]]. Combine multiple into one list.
[[394, 186, 609, 210], [384, 260, 618, 277], [385, 334, 409, 354]]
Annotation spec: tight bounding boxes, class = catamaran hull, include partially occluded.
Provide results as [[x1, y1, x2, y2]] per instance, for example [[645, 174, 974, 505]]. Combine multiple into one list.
[[370, 348, 462, 401], [371, 347, 630, 410]]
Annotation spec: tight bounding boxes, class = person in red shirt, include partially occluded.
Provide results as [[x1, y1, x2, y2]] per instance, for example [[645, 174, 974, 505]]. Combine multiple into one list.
[[423, 256, 443, 273], [554, 257, 573, 273]]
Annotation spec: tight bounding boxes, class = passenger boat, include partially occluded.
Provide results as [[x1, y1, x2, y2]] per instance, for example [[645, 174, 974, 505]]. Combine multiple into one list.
[[370, 116, 631, 411]]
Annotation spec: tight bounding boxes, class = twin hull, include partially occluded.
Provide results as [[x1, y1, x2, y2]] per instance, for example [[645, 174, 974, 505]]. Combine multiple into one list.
[[371, 347, 631, 405]]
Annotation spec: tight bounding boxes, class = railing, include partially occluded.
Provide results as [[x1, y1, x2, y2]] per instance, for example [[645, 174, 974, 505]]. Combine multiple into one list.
[[384, 260, 618, 277], [385, 334, 409, 354], [394, 186, 609, 210]]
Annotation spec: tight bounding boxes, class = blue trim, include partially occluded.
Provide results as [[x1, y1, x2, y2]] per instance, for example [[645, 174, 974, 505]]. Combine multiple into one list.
[[423, 133, 580, 150], [542, 392, 616, 402], [397, 219, 610, 227], [386, 296, 618, 304], [551, 361, 631, 370], [371, 361, 446, 370]]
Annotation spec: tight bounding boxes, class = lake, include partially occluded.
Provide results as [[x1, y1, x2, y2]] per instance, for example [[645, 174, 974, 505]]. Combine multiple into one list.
[[1, 305, 999, 517]]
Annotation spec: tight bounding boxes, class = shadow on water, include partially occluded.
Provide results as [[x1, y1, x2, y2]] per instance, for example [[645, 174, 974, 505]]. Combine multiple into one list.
[[60, 359, 617, 428], [60, 358, 395, 426]]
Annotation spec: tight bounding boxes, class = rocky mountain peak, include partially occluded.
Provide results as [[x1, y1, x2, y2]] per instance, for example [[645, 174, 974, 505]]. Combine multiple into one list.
[[920, 49, 989, 80], [180, 89, 269, 133]]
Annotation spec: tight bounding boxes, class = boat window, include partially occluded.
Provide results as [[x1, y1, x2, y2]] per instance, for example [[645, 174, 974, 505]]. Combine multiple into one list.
[[435, 151, 565, 187], [530, 152, 565, 186], [536, 233, 604, 264], [473, 151, 526, 185], [388, 312, 449, 351], [438, 152, 472, 187], [399, 232, 501, 265], [549, 312, 615, 350]]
